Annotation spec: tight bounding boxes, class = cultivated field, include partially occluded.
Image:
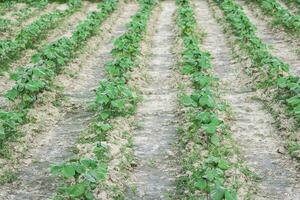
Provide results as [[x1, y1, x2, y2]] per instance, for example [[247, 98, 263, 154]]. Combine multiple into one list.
[[0, 0, 299, 199]]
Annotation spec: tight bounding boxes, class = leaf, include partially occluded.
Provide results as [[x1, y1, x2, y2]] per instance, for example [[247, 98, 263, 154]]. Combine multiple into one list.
[[5, 89, 18, 101], [210, 134, 220, 146], [62, 165, 76, 178], [67, 183, 86, 197], [180, 95, 197, 107], [225, 190, 237, 200], [25, 80, 45, 92], [111, 99, 125, 110], [210, 185, 225, 200], [218, 159, 230, 170], [80, 159, 97, 169], [31, 54, 41, 63], [50, 165, 62, 175], [194, 179, 207, 190], [99, 112, 110, 120], [199, 94, 215, 108]]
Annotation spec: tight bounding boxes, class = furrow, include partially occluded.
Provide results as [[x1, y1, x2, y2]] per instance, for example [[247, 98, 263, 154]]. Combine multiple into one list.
[[126, 1, 178, 199], [196, 0, 300, 199]]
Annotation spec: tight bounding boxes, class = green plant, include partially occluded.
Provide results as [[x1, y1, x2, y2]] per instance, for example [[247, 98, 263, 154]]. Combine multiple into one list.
[[214, 0, 300, 161], [51, 0, 157, 199], [0, 0, 82, 69], [175, 0, 241, 199], [251, 0, 300, 35], [0, 0, 117, 154]]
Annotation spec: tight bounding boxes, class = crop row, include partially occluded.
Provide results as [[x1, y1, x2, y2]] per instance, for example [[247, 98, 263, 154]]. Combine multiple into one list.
[[214, 0, 300, 157], [50, 0, 156, 199], [175, 0, 242, 199], [0, 1, 48, 32], [0, 0, 117, 153], [251, 0, 300, 35], [0, 0, 82, 69], [217, 0, 300, 123]]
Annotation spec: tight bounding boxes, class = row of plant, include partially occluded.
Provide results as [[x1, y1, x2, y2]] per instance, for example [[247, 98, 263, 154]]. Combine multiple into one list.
[[214, 0, 300, 158], [285, 0, 300, 14], [0, 1, 17, 15], [50, 0, 157, 199], [0, 0, 118, 154], [0, 0, 82, 69], [175, 0, 249, 199], [250, 0, 300, 35], [0, 0, 49, 35]]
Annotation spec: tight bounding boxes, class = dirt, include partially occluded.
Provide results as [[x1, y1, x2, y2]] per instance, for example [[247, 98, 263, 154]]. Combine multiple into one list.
[[200, 0, 300, 199], [0, 1, 95, 109], [125, 1, 179, 199], [0, 2, 139, 200], [235, 0, 300, 76]]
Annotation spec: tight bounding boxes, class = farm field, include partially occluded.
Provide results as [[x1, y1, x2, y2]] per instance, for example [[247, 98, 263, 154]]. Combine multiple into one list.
[[0, 0, 299, 199]]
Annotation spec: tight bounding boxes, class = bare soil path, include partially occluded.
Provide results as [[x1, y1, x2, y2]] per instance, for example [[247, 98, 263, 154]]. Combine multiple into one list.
[[195, 0, 300, 199], [0, 3, 138, 200], [235, 0, 300, 76], [125, 1, 178, 199]]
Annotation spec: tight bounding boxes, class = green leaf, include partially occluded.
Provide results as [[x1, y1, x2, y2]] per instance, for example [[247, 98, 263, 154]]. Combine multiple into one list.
[[99, 112, 110, 120], [225, 190, 237, 200], [5, 89, 18, 101], [210, 185, 225, 200], [199, 94, 214, 108], [210, 134, 220, 146], [62, 165, 76, 178], [194, 179, 207, 190], [67, 183, 86, 197], [111, 99, 125, 110], [218, 159, 230, 170], [50, 165, 62, 175], [180, 95, 197, 107]]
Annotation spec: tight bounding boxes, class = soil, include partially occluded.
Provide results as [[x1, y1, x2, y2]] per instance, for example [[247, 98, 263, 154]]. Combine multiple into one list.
[[201, 0, 300, 199], [125, 1, 179, 199]]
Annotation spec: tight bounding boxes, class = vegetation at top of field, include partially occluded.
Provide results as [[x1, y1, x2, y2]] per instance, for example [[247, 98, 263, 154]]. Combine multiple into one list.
[[251, 0, 300, 35], [216, 0, 300, 123], [51, 0, 156, 199], [175, 0, 248, 199], [0, 0, 116, 156], [215, 0, 300, 159], [0, 0, 82, 70], [0, 0, 49, 34]]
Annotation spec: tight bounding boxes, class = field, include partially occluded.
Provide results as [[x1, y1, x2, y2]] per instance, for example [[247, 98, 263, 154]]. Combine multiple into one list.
[[0, 0, 299, 199]]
